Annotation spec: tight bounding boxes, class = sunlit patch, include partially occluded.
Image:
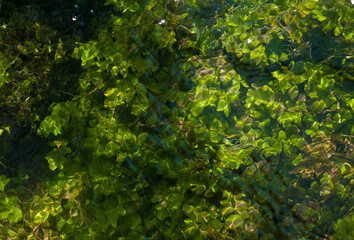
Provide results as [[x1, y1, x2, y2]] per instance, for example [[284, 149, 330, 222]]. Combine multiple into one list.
[[158, 19, 166, 25]]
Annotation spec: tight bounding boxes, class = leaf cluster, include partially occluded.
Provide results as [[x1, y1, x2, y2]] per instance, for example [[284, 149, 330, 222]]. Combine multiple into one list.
[[0, 0, 353, 239]]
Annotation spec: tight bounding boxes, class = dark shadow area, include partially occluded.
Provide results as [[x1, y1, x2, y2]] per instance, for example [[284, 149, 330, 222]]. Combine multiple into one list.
[[0, 123, 52, 182]]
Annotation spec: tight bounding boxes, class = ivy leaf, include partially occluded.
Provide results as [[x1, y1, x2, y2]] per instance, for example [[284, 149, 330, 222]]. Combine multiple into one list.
[[105, 208, 121, 227], [278, 112, 302, 127], [34, 210, 49, 225], [292, 61, 306, 74], [305, 129, 317, 138], [0, 208, 9, 220], [268, 53, 279, 63], [46, 151, 66, 171], [225, 214, 243, 229], [8, 207, 22, 223], [210, 132, 221, 143], [224, 106, 230, 118], [190, 184, 206, 195], [254, 85, 274, 104], [278, 130, 286, 140], [184, 222, 197, 236], [182, 204, 195, 215], [288, 86, 299, 100], [225, 42, 234, 52], [334, 25, 343, 36], [217, 99, 228, 111], [210, 219, 223, 232], [156, 208, 169, 221], [0, 175, 10, 191], [239, 33, 248, 42], [191, 106, 203, 116], [292, 156, 303, 166], [311, 100, 326, 112], [221, 206, 234, 216], [151, 194, 163, 203], [348, 99, 354, 112], [312, 9, 326, 21]]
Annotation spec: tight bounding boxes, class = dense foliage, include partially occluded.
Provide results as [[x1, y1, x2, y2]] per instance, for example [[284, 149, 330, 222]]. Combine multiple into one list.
[[0, 0, 353, 239]]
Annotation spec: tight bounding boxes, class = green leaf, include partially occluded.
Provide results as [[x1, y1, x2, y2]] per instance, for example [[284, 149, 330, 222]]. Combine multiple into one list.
[[278, 130, 286, 140], [334, 25, 342, 36], [311, 100, 326, 112], [210, 132, 221, 144], [0, 209, 9, 220], [217, 99, 228, 111], [191, 106, 203, 116], [292, 61, 306, 74], [312, 10, 326, 21], [151, 194, 163, 203], [111, 66, 119, 76], [190, 184, 206, 195], [347, 98, 354, 112], [184, 222, 197, 236], [156, 208, 169, 221], [8, 206, 23, 223], [278, 112, 302, 127], [268, 53, 279, 63], [291, 30, 303, 42], [343, 30, 353, 40], [292, 156, 302, 166], [0, 175, 10, 191], [254, 85, 274, 104], [239, 33, 248, 42], [225, 214, 243, 229], [34, 210, 49, 225], [105, 208, 121, 227], [288, 86, 299, 100], [250, 51, 260, 60], [305, 129, 317, 137], [224, 106, 230, 118], [221, 206, 234, 216], [225, 42, 234, 52], [182, 204, 195, 215], [279, 52, 288, 62], [45, 149, 69, 171], [210, 219, 223, 232], [0, 127, 10, 136]]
